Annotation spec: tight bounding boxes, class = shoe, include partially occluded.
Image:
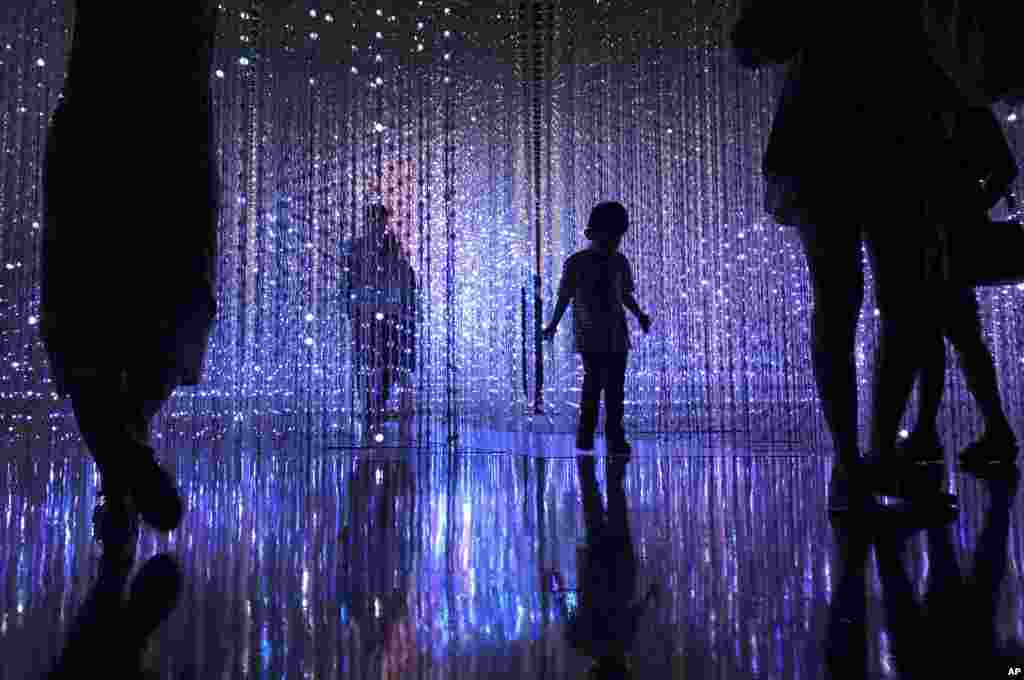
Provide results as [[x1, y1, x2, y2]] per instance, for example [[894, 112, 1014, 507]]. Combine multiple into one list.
[[959, 431, 1018, 469], [128, 445, 183, 533], [92, 491, 139, 566], [895, 433, 944, 464], [863, 452, 955, 504], [828, 460, 874, 514]]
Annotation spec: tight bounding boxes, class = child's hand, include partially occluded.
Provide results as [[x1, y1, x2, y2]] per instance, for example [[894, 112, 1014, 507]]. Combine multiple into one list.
[[542, 324, 557, 342], [639, 313, 651, 334]]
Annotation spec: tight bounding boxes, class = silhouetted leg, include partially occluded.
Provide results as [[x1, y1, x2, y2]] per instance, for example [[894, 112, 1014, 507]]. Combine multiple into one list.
[[578, 354, 600, 451], [124, 365, 176, 449], [604, 353, 628, 447], [795, 219, 864, 465], [863, 212, 941, 455], [945, 289, 1013, 439], [576, 455, 606, 537], [912, 331, 946, 444], [67, 367, 130, 495]]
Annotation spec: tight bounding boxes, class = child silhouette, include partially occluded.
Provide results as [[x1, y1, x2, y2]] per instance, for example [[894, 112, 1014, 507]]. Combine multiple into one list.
[[544, 202, 651, 454]]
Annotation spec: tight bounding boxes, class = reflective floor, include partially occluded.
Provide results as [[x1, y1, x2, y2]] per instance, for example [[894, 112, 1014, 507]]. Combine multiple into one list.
[[2, 423, 1023, 679]]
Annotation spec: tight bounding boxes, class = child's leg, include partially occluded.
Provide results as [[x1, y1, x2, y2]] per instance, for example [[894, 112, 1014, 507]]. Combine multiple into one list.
[[577, 353, 601, 450], [604, 353, 628, 446]]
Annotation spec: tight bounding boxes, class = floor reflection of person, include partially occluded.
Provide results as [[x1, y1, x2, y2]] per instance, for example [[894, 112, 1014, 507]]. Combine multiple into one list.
[[340, 452, 416, 678], [556, 455, 658, 679], [343, 204, 417, 439], [46, 553, 183, 679], [827, 468, 1019, 677]]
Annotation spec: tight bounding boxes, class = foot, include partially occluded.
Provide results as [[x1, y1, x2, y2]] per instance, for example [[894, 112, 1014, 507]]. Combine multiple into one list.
[[92, 491, 139, 566], [959, 428, 1018, 469], [128, 445, 183, 533], [896, 431, 944, 464], [863, 450, 954, 502]]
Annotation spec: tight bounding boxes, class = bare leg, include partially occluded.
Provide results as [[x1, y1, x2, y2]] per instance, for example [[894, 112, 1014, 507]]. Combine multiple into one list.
[[945, 289, 1014, 439], [863, 213, 941, 455], [795, 219, 865, 465], [912, 333, 946, 444]]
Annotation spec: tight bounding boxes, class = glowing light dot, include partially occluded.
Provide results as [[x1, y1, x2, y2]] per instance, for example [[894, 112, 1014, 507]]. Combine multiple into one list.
[[215, 69, 225, 78], [325, 13, 334, 22], [444, 7, 451, 14], [417, 44, 424, 52], [28, 316, 37, 325], [1009, 113, 1019, 123], [376, 9, 383, 16], [375, 54, 383, 62], [376, 31, 383, 39], [375, 433, 385, 443], [374, 122, 386, 133], [873, 308, 880, 317], [310, 32, 319, 40], [898, 430, 909, 439], [351, 66, 358, 74], [375, 312, 385, 321], [444, 53, 450, 61], [375, 77, 383, 85], [444, 30, 451, 38], [304, 337, 314, 346], [444, 76, 450, 83], [239, 57, 249, 66], [35, 58, 45, 67], [306, 313, 315, 322], [309, 78, 316, 85], [417, 22, 424, 30], [309, 9, 317, 17]]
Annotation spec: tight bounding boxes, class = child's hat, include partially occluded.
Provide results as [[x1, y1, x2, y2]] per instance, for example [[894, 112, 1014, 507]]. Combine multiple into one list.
[[585, 202, 628, 237]]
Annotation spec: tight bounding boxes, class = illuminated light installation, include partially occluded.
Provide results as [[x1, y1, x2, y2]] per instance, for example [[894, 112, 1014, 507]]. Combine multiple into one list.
[[0, 1, 1022, 452]]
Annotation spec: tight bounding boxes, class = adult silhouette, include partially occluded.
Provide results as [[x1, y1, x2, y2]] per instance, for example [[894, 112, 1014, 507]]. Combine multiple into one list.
[[731, 2, 1017, 511], [901, 105, 1019, 466], [39, 2, 219, 551], [343, 204, 418, 441]]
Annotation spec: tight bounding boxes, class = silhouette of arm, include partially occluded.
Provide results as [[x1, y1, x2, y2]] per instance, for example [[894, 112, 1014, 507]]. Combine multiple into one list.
[[621, 259, 645, 320], [547, 259, 575, 329]]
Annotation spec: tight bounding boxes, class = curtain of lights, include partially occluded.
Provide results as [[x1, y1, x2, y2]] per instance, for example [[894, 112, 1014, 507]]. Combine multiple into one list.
[[1, 0, 1023, 450]]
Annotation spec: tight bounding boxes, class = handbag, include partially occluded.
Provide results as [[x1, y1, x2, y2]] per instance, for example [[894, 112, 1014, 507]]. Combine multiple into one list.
[[941, 194, 1024, 287]]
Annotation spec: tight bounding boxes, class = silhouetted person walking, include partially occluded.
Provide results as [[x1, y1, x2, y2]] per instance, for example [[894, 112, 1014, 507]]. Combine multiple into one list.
[[902, 105, 1019, 467], [731, 2, 1017, 511], [344, 204, 418, 441], [544, 202, 651, 455], [39, 3, 219, 556]]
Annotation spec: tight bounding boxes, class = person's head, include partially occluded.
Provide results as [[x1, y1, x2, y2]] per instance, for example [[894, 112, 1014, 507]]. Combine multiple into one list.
[[366, 203, 391, 235], [584, 202, 628, 250]]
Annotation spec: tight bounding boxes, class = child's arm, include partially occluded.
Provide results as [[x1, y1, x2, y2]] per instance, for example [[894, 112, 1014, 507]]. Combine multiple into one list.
[[621, 260, 651, 333], [543, 260, 574, 340]]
